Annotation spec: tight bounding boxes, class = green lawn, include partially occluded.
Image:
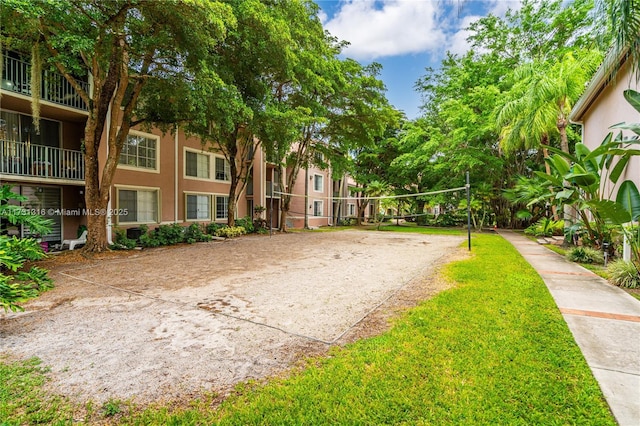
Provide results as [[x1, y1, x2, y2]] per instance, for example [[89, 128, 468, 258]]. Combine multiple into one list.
[[0, 232, 615, 425], [376, 222, 467, 235], [0, 356, 78, 424]]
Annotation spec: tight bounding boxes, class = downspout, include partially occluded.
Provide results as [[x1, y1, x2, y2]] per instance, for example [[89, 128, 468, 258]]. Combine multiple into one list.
[[105, 102, 113, 245], [174, 125, 179, 222]]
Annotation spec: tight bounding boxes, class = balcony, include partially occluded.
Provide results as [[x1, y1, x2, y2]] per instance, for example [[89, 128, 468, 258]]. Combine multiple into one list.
[[0, 140, 84, 181], [1, 51, 88, 111]]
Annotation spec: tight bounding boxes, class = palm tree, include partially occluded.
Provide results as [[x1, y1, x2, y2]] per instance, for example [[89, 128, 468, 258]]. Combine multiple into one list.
[[496, 50, 603, 156], [597, 0, 640, 79], [366, 180, 390, 230], [496, 51, 602, 225]]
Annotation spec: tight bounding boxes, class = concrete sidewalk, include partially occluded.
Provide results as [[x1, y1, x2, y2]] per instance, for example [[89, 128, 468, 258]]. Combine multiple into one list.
[[498, 230, 640, 426]]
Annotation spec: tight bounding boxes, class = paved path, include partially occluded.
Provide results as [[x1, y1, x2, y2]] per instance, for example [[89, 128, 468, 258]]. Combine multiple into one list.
[[498, 231, 640, 426]]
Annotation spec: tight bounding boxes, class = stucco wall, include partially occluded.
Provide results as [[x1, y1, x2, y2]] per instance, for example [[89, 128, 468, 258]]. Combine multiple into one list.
[[579, 61, 640, 198]]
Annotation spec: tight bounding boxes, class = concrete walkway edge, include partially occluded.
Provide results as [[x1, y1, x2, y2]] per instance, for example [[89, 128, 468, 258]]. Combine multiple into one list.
[[497, 230, 640, 426]]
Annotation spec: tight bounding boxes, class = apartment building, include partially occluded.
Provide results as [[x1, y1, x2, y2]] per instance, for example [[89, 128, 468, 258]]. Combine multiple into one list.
[[0, 50, 253, 246], [0, 50, 347, 247]]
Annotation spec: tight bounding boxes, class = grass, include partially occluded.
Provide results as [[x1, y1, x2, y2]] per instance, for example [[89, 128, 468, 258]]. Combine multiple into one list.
[[0, 356, 77, 425], [376, 222, 467, 235], [0, 232, 616, 425], [299, 221, 466, 235]]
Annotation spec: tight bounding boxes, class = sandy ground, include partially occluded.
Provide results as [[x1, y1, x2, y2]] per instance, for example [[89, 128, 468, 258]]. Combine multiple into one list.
[[0, 229, 464, 406]]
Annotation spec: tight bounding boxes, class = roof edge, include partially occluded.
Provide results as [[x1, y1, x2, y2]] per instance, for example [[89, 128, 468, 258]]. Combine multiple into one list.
[[569, 46, 629, 123]]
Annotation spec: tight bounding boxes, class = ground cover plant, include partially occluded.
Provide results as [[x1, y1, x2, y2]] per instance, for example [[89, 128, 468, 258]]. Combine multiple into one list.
[[0, 232, 614, 424]]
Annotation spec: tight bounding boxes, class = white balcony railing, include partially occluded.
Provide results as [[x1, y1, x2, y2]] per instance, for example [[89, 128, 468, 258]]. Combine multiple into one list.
[[1, 51, 88, 111], [0, 140, 85, 181]]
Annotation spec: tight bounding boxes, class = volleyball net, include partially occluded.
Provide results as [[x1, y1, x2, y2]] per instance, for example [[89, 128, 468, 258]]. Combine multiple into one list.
[[272, 184, 469, 221]]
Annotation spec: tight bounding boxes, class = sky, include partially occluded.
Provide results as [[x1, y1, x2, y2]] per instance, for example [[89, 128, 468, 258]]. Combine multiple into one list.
[[314, 0, 522, 119]]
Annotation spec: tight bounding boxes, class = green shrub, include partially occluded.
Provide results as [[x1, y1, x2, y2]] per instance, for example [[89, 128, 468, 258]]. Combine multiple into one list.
[[111, 228, 137, 250], [214, 226, 246, 238], [0, 185, 53, 312], [434, 212, 466, 227], [138, 225, 160, 248], [155, 223, 185, 245], [235, 216, 255, 233], [566, 247, 605, 264], [607, 260, 640, 289], [524, 218, 564, 237], [0, 237, 53, 312], [206, 222, 225, 235], [184, 223, 212, 244]]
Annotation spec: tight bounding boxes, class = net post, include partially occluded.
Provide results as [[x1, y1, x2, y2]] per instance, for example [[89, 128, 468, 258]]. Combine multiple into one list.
[[466, 171, 471, 251]]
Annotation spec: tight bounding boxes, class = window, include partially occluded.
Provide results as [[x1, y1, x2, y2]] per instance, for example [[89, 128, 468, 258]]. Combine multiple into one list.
[[216, 195, 229, 220], [313, 200, 323, 217], [119, 133, 157, 170], [348, 203, 355, 216], [186, 194, 211, 220], [215, 157, 230, 181], [0, 111, 61, 147], [185, 151, 210, 179], [313, 174, 323, 192], [118, 188, 158, 223]]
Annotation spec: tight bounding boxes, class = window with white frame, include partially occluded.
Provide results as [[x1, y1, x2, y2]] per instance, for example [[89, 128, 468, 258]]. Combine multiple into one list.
[[215, 195, 229, 220], [185, 151, 210, 179], [186, 194, 211, 220], [348, 203, 355, 216], [215, 157, 231, 181], [118, 188, 158, 223], [313, 200, 323, 217], [119, 133, 157, 170], [313, 174, 323, 192]]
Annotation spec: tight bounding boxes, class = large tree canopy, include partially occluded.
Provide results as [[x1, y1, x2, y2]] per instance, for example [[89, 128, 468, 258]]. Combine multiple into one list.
[[2, 0, 234, 251], [408, 0, 610, 227]]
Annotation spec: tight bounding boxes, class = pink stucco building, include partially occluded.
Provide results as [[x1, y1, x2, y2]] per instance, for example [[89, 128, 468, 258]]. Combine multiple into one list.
[[569, 49, 640, 197]]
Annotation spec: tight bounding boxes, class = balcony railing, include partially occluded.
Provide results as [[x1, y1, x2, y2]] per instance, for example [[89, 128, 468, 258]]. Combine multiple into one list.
[[1, 51, 88, 111], [0, 140, 85, 181]]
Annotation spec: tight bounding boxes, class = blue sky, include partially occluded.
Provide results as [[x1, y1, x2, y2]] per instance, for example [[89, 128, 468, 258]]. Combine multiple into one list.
[[314, 1, 522, 119]]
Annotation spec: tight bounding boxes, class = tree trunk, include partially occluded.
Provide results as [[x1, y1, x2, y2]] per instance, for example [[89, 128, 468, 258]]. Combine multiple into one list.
[[557, 116, 569, 153], [226, 133, 239, 227], [279, 164, 289, 232], [356, 198, 368, 226], [416, 199, 426, 225], [82, 117, 110, 252], [84, 210, 108, 252], [280, 195, 291, 233]]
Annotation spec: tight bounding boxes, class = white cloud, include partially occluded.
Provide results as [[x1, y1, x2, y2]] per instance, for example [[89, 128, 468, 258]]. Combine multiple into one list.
[[446, 15, 480, 56], [445, 1, 523, 57], [323, 0, 448, 60], [486, 0, 519, 17]]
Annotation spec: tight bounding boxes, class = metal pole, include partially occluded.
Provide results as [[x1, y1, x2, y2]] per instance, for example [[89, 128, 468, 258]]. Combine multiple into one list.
[[466, 171, 471, 251], [270, 181, 273, 238], [304, 165, 309, 229]]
